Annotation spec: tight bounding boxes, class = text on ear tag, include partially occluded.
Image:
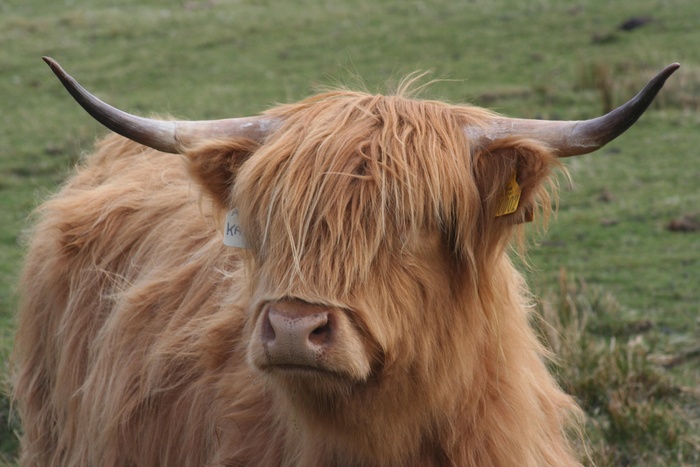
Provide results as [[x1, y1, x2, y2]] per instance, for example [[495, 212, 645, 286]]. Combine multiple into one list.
[[224, 209, 249, 248]]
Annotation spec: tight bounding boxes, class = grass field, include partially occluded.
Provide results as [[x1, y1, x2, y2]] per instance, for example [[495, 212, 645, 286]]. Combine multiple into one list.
[[1, 0, 699, 464]]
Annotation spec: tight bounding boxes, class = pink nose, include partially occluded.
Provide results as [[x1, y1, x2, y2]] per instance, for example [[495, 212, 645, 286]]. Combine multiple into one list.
[[261, 300, 335, 368]]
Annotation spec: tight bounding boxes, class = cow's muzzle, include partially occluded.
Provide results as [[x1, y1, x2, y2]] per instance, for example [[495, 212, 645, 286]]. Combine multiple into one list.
[[262, 302, 333, 368], [249, 298, 372, 381]]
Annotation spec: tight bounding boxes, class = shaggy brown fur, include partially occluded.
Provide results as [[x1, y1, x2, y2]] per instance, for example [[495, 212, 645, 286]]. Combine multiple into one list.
[[13, 89, 582, 466]]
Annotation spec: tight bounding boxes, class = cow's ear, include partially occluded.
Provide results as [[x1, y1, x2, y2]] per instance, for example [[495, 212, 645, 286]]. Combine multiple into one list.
[[473, 138, 559, 224], [185, 138, 260, 209]]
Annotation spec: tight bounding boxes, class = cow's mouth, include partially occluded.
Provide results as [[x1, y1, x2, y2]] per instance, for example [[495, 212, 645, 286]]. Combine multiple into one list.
[[258, 354, 351, 379], [271, 364, 319, 372], [265, 363, 339, 376]]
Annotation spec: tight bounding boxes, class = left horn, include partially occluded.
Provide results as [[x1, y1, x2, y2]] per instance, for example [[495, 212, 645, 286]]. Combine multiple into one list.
[[43, 57, 279, 154], [466, 63, 680, 157]]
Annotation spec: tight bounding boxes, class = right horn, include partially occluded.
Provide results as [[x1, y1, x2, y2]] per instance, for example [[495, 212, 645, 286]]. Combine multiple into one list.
[[43, 57, 280, 154], [466, 63, 680, 157]]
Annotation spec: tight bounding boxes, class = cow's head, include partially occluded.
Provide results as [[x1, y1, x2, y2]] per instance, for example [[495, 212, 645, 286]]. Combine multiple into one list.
[[44, 58, 678, 451]]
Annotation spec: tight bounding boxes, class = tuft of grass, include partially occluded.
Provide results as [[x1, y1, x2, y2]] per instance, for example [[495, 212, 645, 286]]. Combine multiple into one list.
[[535, 269, 700, 467], [574, 62, 614, 114], [577, 59, 700, 114], [0, 388, 19, 466]]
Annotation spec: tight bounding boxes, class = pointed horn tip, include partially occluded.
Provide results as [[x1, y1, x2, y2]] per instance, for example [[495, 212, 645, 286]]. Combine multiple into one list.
[[662, 62, 681, 78], [42, 56, 58, 69], [42, 56, 67, 79]]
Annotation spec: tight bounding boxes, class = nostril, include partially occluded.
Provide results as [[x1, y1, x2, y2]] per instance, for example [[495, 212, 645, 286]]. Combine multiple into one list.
[[308, 315, 332, 346], [261, 310, 277, 344]]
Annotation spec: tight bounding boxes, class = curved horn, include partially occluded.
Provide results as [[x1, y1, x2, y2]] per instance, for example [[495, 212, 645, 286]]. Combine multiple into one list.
[[43, 57, 279, 154], [467, 63, 680, 157]]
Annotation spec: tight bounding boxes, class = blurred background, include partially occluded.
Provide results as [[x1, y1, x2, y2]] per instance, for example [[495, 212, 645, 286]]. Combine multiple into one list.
[[1, 0, 698, 464]]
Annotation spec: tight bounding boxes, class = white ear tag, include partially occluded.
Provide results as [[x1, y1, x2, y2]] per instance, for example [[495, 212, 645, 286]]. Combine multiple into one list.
[[224, 209, 249, 248]]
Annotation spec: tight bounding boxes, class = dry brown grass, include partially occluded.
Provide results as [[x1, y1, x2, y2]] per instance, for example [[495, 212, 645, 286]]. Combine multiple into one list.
[[535, 269, 700, 466]]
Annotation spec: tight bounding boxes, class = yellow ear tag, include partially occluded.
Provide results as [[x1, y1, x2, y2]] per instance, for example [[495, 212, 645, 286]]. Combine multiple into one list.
[[495, 170, 521, 217]]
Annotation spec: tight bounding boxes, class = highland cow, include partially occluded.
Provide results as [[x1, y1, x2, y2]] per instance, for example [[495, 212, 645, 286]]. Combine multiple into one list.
[[12, 58, 678, 466]]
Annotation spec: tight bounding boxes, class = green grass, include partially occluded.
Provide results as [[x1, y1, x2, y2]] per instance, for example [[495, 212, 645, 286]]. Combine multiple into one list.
[[1, 0, 698, 463], [535, 273, 699, 466]]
